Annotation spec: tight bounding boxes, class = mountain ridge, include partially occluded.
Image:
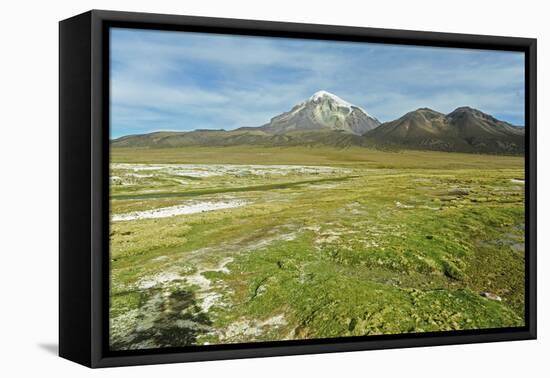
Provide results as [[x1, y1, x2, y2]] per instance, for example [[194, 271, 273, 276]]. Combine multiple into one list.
[[111, 91, 524, 154], [364, 106, 524, 154]]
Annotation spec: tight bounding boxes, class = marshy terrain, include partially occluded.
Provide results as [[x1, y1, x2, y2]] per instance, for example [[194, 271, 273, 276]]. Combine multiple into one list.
[[109, 146, 525, 350]]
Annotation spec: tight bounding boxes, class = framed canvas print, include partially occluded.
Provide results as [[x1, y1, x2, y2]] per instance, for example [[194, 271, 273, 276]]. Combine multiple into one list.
[[59, 10, 536, 368]]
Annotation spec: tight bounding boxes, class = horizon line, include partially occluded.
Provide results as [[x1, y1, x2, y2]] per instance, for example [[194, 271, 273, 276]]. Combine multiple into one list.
[[110, 103, 525, 139]]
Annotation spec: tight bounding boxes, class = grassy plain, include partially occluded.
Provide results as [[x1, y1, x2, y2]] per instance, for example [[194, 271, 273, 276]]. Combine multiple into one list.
[[109, 146, 525, 350]]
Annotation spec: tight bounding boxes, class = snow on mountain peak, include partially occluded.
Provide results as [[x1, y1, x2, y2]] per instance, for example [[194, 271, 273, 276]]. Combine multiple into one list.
[[309, 90, 372, 118], [310, 90, 350, 105]]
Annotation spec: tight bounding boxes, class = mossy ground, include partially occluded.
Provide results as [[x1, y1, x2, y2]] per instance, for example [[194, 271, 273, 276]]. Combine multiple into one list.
[[109, 146, 525, 350]]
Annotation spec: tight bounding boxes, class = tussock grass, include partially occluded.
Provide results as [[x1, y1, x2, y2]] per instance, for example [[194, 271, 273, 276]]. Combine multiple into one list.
[[109, 147, 525, 349]]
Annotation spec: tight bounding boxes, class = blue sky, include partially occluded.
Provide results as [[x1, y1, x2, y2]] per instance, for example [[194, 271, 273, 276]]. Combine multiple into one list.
[[110, 28, 525, 138]]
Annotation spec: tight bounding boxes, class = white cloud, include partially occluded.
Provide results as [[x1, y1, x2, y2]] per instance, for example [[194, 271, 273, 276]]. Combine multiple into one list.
[[110, 28, 525, 137]]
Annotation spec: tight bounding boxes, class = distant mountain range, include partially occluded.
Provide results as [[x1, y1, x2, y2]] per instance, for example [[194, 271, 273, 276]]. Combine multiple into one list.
[[367, 106, 524, 153], [112, 91, 525, 154]]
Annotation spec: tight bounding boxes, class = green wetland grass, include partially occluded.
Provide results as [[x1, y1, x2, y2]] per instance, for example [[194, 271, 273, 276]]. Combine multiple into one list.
[[109, 146, 525, 350]]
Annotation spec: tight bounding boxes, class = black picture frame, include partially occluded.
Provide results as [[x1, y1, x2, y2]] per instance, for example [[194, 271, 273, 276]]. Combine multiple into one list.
[[59, 9, 537, 368]]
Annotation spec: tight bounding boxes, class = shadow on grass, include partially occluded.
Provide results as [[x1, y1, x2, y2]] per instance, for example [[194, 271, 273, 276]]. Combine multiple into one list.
[[112, 289, 213, 350]]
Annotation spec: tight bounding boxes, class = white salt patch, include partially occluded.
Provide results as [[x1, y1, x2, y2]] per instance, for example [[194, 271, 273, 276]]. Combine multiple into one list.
[[244, 232, 297, 251], [138, 272, 181, 290], [111, 163, 349, 178], [128, 173, 154, 178], [510, 179, 525, 184], [152, 255, 168, 262], [223, 314, 287, 339], [130, 166, 165, 171], [213, 257, 234, 274], [174, 170, 217, 178], [421, 206, 441, 210], [304, 225, 321, 233], [112, 200, 247, 222], [184, 257, 234, 312], [199, 292, 222, 312], [262, 314, 287, 326], [185, 272, 212, 291], [395, 201, 414, 209], [185, 257, 233, 291]]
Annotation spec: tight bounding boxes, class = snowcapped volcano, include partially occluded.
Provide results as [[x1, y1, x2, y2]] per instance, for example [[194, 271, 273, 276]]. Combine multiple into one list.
[[309, 90, 373, 118], [112, 95, 524, 153], [260, 90, 380, 135], [310, 90, 354, 107]]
